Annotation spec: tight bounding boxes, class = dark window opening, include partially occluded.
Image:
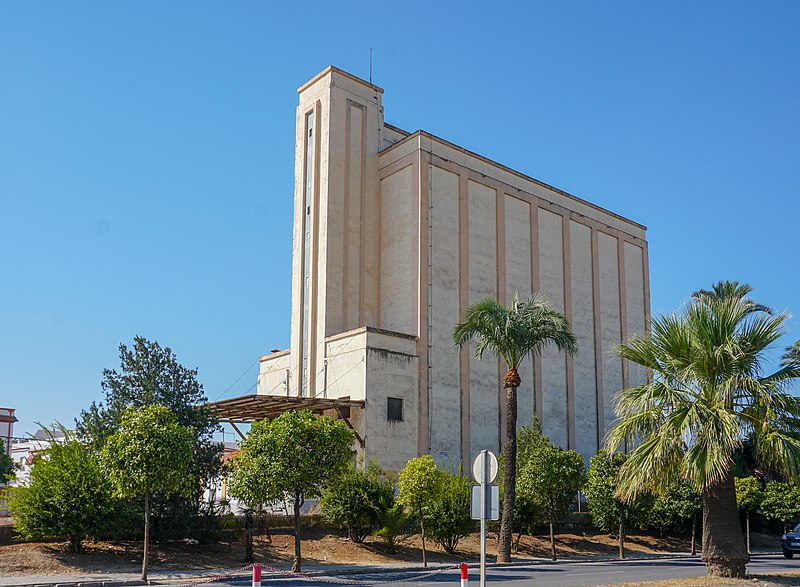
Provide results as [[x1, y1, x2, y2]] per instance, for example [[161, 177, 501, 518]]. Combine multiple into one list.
[[387, 397, 403, 422]]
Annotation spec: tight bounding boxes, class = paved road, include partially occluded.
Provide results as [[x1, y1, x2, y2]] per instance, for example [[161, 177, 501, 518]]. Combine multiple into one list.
[[203, 555, 800, 587]]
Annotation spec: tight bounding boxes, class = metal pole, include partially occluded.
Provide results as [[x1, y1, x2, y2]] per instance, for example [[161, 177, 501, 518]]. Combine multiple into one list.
[[480, 450, 487, 587]]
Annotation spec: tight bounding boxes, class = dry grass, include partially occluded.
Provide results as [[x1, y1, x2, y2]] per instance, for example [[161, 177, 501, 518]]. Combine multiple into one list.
[[603, 572, 800, 587], [0, 527, 785, 579]]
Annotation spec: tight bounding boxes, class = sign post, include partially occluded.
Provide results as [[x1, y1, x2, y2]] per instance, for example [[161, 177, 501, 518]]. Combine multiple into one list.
[[471, 450, 498, 587]]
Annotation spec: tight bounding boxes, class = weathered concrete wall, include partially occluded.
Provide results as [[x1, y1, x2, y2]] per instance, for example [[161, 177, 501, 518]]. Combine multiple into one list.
[[379, 164, 417, 336], [468, 179, 501, 458], [323, 329, 368, 401], [569, 221, 598, 459], [537, 208, 568, 448], [504, 194, 535, 432], [598, 232, 623, 432], [624, 242, 647, 388], [363, 329, 419, 473], [428, 166, 462, 466], [257, 351, 291, 396]]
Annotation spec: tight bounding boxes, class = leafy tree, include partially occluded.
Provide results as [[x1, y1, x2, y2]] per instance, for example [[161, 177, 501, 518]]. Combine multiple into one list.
[[584, 450, 651, 559], [228, 410, 354, 572], [397, 455, 443, 567], [511, 494, 542, 553], [374, 503, 410, 554], [647, 480, 702, 554], [607, 281, 800, 577], [0, 439, 15, 483], [426, 470, 474, 554], [78, 336, 222, 540], [735, 477, 763, 554], [453, 293, 577, 562], [9, 432, 117, 553], [321, 461, 394, 543], [501, 420, 545, 551], [101, 406, 194, 581], [517, 441, 584, 561], [759, 481, 800, 533]]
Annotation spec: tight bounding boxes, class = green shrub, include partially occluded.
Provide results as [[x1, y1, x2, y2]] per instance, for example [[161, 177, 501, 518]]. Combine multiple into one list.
[[646, 480, 698, 535], [374, 503, 410, 554], [321, 461, 394, 542], [426, 471, 474, 554], [759, 481, 800, 532], [10, 434, 118, 553]]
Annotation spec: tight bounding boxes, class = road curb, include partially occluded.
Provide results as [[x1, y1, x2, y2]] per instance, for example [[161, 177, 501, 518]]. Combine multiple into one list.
[[4, 551, 785, 587]]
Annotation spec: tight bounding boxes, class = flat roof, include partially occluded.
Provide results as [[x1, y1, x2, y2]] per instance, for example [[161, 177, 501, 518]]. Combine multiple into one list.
[[381, 127, 646, 232]]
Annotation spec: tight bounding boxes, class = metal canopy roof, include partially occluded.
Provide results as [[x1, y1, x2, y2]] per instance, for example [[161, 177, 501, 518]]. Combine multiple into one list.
[[206, 393, 364, 422], [205, 393, 365, 446]]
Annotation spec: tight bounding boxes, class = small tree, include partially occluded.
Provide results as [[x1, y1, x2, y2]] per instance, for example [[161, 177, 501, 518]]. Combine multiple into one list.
[[321, 461, 394, 543], [229, 410, 354, 572], [759, 481, 800, 533], [374, 503, 410, 554], [517, 442, 584, 561], [511, 494, 542, 552], [735, 477, 763, 554], [100, 406, 194, 581], [647, 480, 701, 555], [9, 433, 116, 553], [426, 470, 474, 554], [584, 450, 652, 560], [78, 337, 222, 541], [397, 455, 442, 567]]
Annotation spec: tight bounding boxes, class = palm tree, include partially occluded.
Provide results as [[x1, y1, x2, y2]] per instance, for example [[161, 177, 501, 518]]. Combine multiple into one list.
[[607, 281, 800, 578], [453, 293, 577, 563]]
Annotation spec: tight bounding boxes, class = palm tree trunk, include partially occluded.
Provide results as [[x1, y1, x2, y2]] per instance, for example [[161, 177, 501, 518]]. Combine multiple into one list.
[[498, 372, 519, 563], [142, 489, 150, 581], [701, 470, 749, 577], [292, 492, 302, 573], [619, 511, 626, 560]]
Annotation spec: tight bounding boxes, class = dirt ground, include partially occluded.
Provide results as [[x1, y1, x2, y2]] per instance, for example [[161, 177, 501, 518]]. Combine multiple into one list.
[[0, 526, 784, 578], [608, 575, 800, 587]]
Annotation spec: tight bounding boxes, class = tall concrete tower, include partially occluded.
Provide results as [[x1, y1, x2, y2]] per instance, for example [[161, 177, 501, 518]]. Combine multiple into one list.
[[257, 66, 650, 472]]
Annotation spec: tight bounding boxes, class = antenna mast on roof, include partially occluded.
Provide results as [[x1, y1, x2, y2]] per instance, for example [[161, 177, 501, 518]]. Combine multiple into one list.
[[369, 47, 373, 85]]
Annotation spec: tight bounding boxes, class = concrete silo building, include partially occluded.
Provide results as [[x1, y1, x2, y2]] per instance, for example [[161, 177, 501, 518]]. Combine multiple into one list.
[[213, 66, 649, 472]]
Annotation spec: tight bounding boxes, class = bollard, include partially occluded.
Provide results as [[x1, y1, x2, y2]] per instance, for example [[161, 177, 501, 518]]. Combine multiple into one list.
[[460, 562, 468, 587], [253, 563, 262, 587]]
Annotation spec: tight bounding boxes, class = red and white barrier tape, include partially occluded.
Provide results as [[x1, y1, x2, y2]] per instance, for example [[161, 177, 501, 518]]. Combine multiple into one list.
[[255, 562, 461, 585]]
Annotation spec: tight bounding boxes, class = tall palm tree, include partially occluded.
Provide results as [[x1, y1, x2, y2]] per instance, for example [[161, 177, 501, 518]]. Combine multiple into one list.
[[607, 281, 800, 578], [453, 293, 577, 563]]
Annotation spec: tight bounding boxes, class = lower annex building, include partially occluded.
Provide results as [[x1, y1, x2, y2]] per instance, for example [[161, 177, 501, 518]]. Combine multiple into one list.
[[223, 66, 650, 473]]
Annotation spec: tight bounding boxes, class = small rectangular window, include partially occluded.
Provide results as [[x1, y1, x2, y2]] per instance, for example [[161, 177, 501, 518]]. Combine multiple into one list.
[[387, 397, 403, 422]]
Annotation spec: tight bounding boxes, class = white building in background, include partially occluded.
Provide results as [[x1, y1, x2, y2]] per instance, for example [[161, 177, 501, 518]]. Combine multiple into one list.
[[8, 429, 70, 487], [255, 66, 649, 472]]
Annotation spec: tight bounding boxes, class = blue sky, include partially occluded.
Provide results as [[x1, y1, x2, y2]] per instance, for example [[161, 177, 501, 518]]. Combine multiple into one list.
[[2, 2, 798, 437]]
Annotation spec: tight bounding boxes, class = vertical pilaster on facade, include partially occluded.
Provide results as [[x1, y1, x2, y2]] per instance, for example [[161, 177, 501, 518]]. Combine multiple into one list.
[[496, 190, 507, 447], [530, 202, 543, 425], [458, 173, 471, 464], [617, 236, 630, 391], [417, 152, 431, 457]]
